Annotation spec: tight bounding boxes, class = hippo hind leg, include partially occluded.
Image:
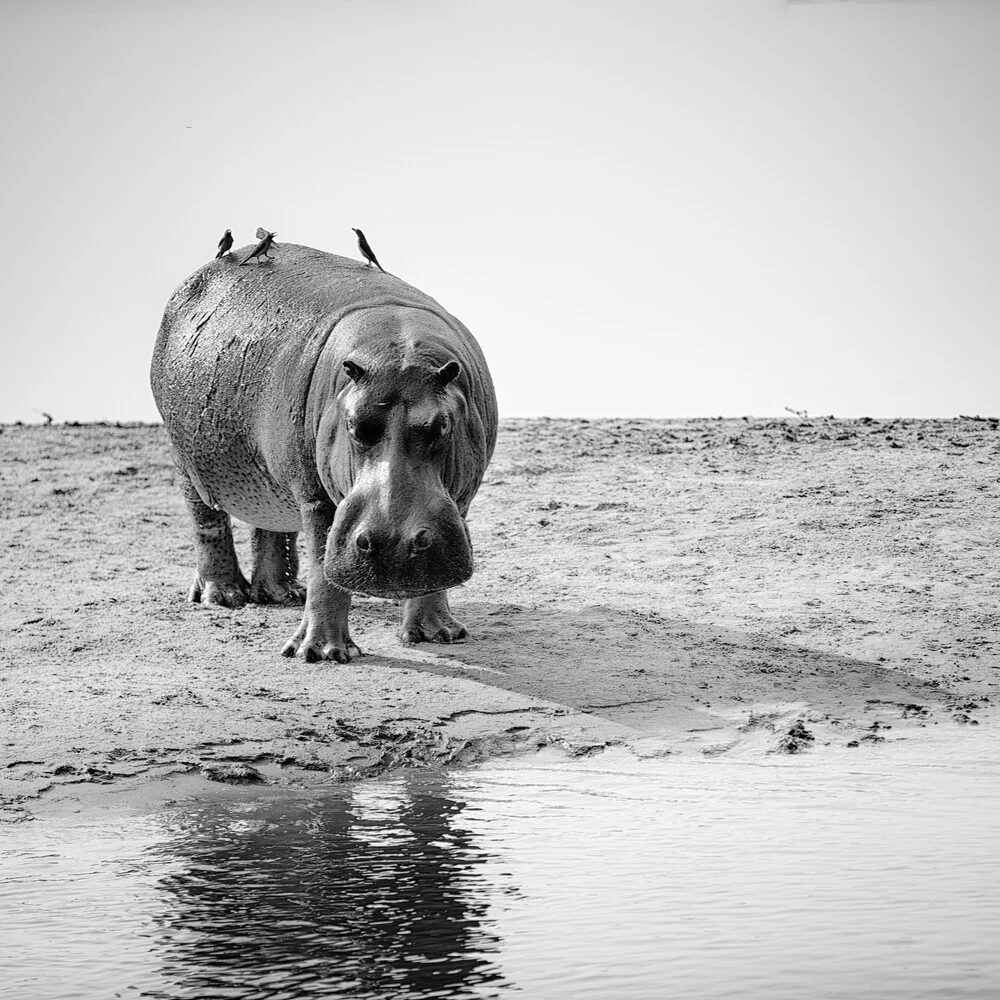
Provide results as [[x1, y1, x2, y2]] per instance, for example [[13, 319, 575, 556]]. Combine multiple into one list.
[[400, 590, 468, 644], [249, 529, 306, 605], [180, 470, 249, 608]]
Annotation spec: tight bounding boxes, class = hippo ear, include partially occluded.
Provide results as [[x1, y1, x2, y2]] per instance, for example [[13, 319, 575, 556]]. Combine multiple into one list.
[[436, 360, 461, 386], [343, 360, 366, 382]]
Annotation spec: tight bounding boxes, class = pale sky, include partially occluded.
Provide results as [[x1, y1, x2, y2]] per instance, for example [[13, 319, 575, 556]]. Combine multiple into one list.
[[2, 0, 998, 422]]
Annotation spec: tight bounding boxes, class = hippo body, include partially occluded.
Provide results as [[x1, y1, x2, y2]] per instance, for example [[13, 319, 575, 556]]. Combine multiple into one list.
[[151, 243, 497, 661]]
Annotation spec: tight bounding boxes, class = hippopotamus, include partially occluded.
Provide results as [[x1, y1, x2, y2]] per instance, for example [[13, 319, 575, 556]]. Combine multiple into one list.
[[150, 243, 497, 662]]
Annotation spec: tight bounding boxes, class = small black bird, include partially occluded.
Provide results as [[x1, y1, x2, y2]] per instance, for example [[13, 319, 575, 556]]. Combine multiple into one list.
[[352, 227, 384, 272], [241, 230, 277, 265], [216, 228, 233, 258]]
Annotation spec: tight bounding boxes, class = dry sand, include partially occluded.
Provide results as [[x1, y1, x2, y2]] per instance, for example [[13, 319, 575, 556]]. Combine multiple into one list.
[[1, 416, 997, 819]]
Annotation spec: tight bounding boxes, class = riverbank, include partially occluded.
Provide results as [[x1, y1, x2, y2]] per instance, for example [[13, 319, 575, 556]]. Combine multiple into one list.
[[2, 416, 997, 819]]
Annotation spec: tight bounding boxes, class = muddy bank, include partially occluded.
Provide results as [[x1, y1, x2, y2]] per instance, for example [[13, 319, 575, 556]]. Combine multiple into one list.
[[1, 416, 997, 818]]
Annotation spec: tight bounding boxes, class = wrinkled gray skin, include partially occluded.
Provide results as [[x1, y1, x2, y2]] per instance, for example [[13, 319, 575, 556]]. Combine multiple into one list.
[[150, 243, 498, 662]]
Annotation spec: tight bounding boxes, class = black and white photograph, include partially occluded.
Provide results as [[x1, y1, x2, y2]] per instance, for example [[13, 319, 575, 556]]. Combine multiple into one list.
[[1, 1, 998, 997]]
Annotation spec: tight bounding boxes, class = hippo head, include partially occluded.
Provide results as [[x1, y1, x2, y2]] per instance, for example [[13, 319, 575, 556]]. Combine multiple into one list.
[[320, 355, 477, 600]]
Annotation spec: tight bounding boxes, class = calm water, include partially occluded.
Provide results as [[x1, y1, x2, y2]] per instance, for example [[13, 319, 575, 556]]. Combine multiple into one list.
[[4, 729, 999, 1000]]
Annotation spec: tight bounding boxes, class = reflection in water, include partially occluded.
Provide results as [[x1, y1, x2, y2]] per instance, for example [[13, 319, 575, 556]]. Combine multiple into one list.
[[144, 777, 506, 998], [4, 728, 1000, 1000]]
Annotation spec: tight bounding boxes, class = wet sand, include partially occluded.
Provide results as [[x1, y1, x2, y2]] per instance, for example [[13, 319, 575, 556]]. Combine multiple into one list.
[[1, 417, 997, 818]]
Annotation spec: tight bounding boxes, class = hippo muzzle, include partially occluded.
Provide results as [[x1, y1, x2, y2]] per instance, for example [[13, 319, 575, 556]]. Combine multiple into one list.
[[323, 460, 474, 599]]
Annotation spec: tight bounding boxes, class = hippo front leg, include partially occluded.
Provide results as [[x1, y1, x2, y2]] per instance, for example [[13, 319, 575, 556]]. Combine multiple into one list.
[[400, 590, 468, 644], [281, 499, 360, 663]]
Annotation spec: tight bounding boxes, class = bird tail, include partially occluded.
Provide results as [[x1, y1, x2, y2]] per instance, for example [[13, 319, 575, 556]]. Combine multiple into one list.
[[216, 249, 224, 259]]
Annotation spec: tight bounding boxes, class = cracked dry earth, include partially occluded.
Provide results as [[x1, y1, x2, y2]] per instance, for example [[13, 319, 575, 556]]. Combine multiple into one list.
[[1, 416, 998, 818]]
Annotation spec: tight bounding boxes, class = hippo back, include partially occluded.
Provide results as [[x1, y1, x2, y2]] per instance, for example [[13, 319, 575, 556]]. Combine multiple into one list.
[[151, 244, 497, 527]]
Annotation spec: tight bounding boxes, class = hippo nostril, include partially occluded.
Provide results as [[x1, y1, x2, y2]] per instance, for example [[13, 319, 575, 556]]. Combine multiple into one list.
[[410, 527, 433, 553], [355, 531, 372, 553]]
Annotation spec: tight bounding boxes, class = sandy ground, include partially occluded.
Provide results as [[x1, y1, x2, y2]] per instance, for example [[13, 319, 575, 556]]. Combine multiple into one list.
[[1, 416, 998, 819]]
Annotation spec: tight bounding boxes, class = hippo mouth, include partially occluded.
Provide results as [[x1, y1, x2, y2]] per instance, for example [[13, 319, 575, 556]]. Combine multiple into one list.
[[350, 584, 444, 601], [323, 553, 472, 601], [325, 578, 437, 600]]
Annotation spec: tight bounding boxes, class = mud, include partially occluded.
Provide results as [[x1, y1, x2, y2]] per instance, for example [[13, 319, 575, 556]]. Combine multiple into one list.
[[1, 416, 997, 819]]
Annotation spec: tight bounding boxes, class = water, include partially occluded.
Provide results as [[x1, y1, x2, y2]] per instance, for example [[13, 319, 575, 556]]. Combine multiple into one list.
[[3, 728, 999, 1000]]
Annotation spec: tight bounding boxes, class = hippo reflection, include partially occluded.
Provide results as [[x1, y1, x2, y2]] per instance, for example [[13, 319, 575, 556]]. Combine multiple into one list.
[[145, 780, 505, 998]]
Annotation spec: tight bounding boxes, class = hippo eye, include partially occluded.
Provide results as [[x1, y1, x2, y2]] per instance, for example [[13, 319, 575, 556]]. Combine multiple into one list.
[[348, 414, 384, 448], [422, 414, 451, 447]]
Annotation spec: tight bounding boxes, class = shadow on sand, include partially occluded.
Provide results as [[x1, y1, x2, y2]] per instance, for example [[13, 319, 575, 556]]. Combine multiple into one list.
[[352, 597, 951, 738]]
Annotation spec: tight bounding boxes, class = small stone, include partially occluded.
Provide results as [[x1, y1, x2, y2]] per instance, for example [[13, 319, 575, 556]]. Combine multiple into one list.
[[201, 762, 264, 784]]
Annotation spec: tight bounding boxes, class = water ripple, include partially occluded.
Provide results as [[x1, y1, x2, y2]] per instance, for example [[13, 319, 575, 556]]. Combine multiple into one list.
[[4, 729, 999, 999]]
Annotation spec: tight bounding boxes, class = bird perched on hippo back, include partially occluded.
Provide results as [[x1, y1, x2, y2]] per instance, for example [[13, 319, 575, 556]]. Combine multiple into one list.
[[150, 242, 497, 663], [240, 228, 277, 265], [216, 228, 233, 258], [352, 227, 385, 272]]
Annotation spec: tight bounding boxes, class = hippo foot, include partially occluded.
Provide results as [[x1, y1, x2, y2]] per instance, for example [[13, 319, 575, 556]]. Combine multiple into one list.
[[249, 577, 307, 606], [399, 595, 468, 644], [188, 573, 249, 608], [281, 619, 361, 664]]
